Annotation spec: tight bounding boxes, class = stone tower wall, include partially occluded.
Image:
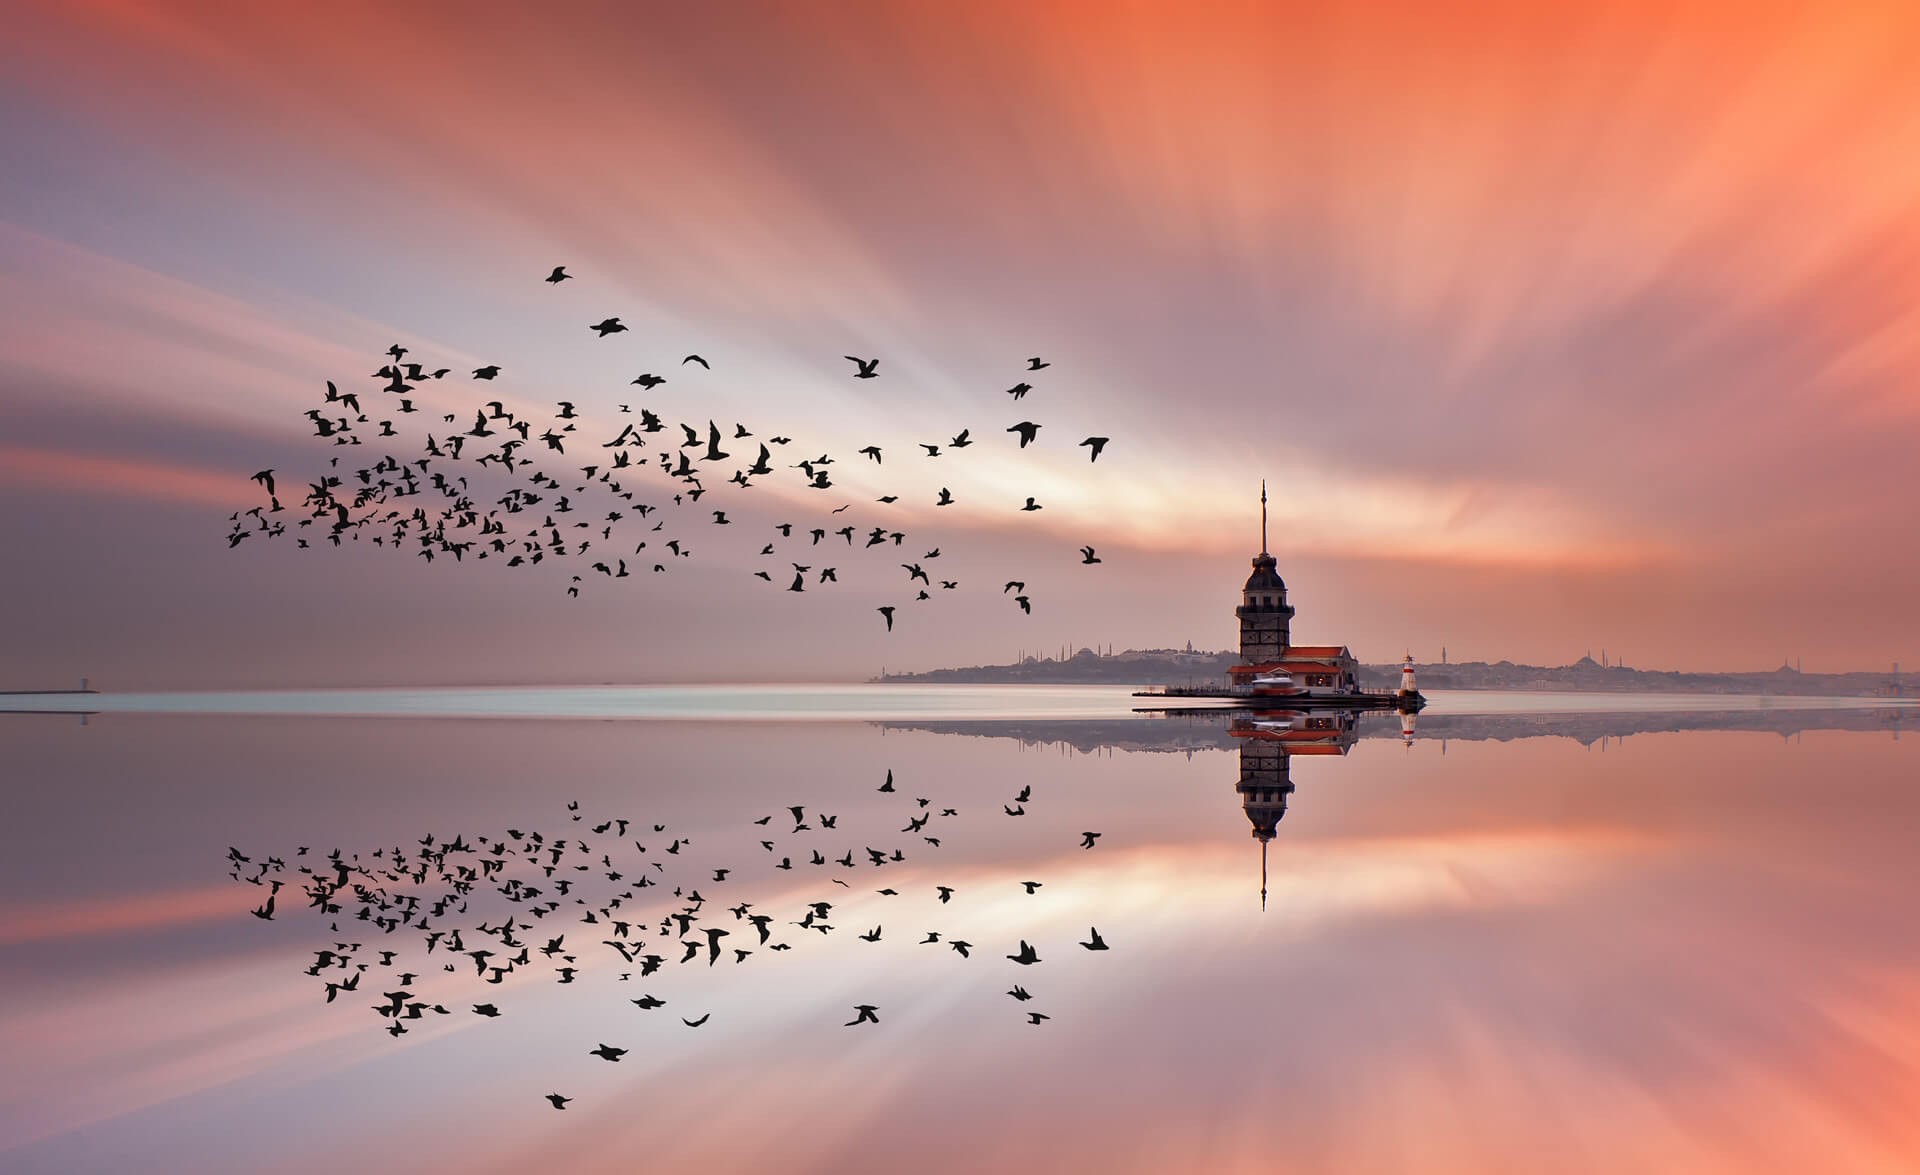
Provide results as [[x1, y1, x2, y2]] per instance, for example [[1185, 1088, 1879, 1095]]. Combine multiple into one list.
[[1238, 610, 1291, 664]]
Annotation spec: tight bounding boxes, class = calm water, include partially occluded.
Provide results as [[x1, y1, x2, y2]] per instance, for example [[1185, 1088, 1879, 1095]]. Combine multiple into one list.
[[2, 690, 1917, 1173]]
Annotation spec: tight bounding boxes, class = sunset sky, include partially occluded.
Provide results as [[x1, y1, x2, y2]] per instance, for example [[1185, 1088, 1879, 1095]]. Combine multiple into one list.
[[3, 0, 1917, 687]]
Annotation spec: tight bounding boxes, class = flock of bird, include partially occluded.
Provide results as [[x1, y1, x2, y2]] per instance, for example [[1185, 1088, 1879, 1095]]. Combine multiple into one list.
[[229, 766, 1112, 1110], [228, 264, 1113, 629]]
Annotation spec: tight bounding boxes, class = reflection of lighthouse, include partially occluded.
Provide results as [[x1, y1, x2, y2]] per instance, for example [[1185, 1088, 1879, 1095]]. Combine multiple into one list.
[[1400, 709, 1417, 747], [1230, 710, 1357, 908]]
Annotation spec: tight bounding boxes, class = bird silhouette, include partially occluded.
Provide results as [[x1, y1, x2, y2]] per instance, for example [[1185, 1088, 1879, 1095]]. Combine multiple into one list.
[[1020, 497, 1042, 511], [545, 266, 571, 283], [877, 606, 895, 631], [1026, 357, 1050, 370], [1079, 546, 1101, 564], [589, 1044, 627, 1061], [546, 1093, 571, 1108], [1008, 941, 1041, 965], [1080, 831, 1102, 848], [1080, 927, 1109, 951], [1007, 421, 1041, 447], [472, 365, 501, 379], [1080, 436, 1109, 461], [845, 1004, 880, 1025], [591, 318, 627, 336], [682, 354, 709, 368], [844, 356, 879, 378], [1006, 382, 1031, 400]]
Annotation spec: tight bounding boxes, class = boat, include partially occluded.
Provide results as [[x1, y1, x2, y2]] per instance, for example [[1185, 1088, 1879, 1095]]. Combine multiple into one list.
[[1248, 669, 1306, 697]]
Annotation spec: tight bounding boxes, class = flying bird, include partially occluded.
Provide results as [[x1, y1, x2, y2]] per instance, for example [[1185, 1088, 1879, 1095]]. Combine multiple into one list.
[[1079, 546, 1101, 564], [1008, 421, 1040, 447], [682, 354, 709, 368], [591, 318, 628, 336], [1080, 436, 1109, 461], [845, 356, 879, 378], [545, 266, 571, 283]]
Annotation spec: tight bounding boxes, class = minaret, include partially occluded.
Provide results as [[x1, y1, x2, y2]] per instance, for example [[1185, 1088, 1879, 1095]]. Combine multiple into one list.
[[1236, 482, 1294, 665]]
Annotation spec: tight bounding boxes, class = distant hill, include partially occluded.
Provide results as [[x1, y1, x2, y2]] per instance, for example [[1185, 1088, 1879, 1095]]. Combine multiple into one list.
[[872, 649, 1909, 697]]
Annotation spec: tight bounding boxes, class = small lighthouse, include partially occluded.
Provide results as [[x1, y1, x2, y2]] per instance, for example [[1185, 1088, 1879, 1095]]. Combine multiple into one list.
[[1398, 654, 1417, 698]]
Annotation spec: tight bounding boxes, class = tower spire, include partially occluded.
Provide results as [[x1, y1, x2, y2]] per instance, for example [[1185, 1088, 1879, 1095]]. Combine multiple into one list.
[[1260, 479, 1268, 556], [1260, 838, 1268, 911]]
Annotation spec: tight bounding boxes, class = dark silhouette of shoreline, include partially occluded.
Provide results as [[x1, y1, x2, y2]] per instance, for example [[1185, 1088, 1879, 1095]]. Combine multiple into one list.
[[871, 649, 1908, 697]]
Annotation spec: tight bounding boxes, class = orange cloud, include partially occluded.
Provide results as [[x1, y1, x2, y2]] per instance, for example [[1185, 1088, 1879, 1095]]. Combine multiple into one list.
[[0, 444, 245, 509]]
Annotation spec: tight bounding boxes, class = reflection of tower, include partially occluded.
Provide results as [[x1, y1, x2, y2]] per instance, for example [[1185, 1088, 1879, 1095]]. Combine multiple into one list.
[[1236, 726, 1294, 910], [1230, 709, 1357, 908], [1237, 481, 1294, 665]]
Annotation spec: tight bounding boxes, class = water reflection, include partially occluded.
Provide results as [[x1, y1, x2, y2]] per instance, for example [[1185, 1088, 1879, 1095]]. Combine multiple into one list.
[[1229, 710, 1357, 908], [2, 701, 1918, 1173]]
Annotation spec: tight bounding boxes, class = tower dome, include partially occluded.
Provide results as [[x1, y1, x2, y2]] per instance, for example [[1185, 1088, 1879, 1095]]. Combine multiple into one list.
[[1236, 482, 1293, 664]]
